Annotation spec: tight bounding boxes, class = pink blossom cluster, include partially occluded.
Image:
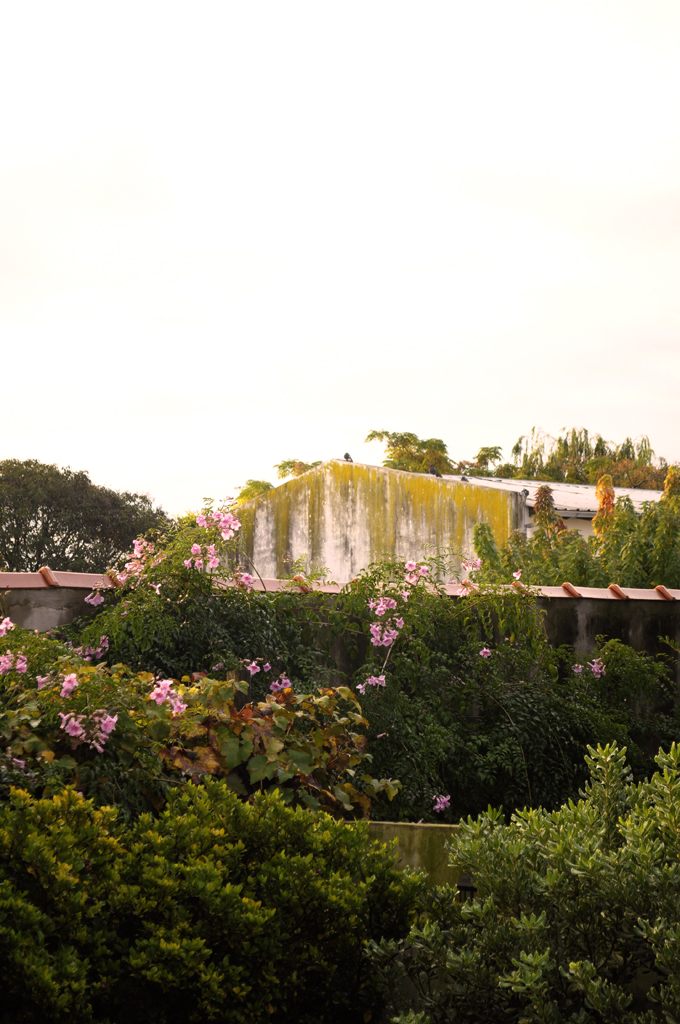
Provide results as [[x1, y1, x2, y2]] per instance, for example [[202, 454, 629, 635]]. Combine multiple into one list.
[[588, 658, 606, 678], [244, 659, 271, 677], [432, 794, 451, 813], [454, 558, 484, 595], [479, 648, 491, 659], [369, 597, 397, 617], [184, 542, 221, 571], [0, 650, 27, 674], [149, 678, 188, 717], [356, 674, 386, 695], [117, 538, 162, 585], [404, 560, 429, 585], [85, 592, 105, 607], [369, 621, 403, 647], [270, 675, 291, 693], [0, 617, 15, 637], [58, 710, 118, 752], [234, 570, 255, 592], [70, 636, 109, 663], [61, 673, 79, 697], [196, 509, 241, 540]]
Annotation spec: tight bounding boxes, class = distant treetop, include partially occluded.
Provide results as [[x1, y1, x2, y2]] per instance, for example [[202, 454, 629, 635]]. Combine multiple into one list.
[[366, 426, 677, 490], [0, 459, 169, 573]]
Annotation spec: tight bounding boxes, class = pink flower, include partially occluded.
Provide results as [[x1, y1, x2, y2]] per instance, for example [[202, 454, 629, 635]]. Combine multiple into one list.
[[479, 648, 491, 658], [59, 712, 86, 739], [263, 663, 271, 672], [419, 566, 428, 576], [433, 794, 451, 813], [360, 674, 386, 692], [207, 545, 217, 556], [270, 675, 291, 693], [95, 712, 118, 735], [100, 636, 109, 649], [150, 583, 162, 594], [167, 694, 187, 717], [589, 658, 606, 678], [196, 514, 207, 527], [85, 592, 105, 607], [36, 675, 50, 689], [0, 617, 14, 637], [60, 673, 79, 697], [401, 591, 410, 602], [183, 559, 193, 569], [191, 543, 202, 556], [395, 618, 404, 628], [150, 679, 174, 704], [405, 573, 418, 586], [194, 559, 204, 569], [513, 569, 522, 580], [246, 662, 261, 676], [405, 560, 417, 572], [208, 556, 220, 568], [0, 652, 13, 673], [14, 655, 27, 674]]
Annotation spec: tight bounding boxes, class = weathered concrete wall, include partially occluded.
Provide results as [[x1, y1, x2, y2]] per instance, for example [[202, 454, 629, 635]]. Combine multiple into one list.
[[536, 596, 680, 684], [2, 588, 92, 631], [237, 460, 521, 585], [368, 821, 462, 887]]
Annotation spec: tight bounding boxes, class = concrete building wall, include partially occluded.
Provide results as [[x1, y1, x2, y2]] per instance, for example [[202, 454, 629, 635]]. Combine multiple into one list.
[[3, 588, 93, 631], [237, 460, 522, 585]]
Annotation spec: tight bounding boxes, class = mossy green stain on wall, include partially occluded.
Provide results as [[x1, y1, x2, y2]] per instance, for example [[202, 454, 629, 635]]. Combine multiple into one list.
[[239, 461, 519, 583]]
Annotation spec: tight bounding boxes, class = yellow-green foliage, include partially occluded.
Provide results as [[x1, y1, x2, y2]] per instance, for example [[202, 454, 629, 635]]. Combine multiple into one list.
[[0, 782, 424, 1023]]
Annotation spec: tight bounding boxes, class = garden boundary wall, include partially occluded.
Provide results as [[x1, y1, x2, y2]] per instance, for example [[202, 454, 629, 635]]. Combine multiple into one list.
[[368, 820, 463, 888], [2, 571, 679, 682]]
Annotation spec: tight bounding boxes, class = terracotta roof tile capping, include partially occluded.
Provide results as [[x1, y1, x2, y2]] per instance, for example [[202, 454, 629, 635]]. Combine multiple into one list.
[[0, 569, 678, 602]]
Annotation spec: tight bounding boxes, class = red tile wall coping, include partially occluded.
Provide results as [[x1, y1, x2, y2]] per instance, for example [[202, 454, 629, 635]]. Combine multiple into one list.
[[1, 570, 678, 603]]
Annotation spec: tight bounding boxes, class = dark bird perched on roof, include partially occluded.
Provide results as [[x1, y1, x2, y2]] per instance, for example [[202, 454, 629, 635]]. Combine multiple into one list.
[[344, 453, 353, 462], [429, 464, 442, 478]]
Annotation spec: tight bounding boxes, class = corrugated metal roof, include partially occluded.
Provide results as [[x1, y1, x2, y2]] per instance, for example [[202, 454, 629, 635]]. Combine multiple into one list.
[[442, 475, 662, 516]]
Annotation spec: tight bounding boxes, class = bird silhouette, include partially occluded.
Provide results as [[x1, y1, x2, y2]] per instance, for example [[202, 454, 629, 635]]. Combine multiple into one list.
[[429, 464, 442, 478], [344, 453, 353, 462]]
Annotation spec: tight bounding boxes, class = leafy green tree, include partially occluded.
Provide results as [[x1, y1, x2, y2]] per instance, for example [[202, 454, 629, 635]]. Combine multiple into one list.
[[233, 478, 273, 506], [472, 471, 680, 588], [273, 459, 321, 479], [365, 430, 454, 474], [509, 426, 671, 487], [0, 459, 169, 572]]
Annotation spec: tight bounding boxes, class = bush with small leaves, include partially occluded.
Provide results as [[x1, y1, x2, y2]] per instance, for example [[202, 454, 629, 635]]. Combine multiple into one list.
[[0, 781, 424, 1024]]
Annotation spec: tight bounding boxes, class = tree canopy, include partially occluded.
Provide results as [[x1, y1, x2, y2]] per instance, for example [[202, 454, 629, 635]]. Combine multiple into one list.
[[364, 430, 454, 475], [0, 459, 169, 572], [366, 426, 677, 489]]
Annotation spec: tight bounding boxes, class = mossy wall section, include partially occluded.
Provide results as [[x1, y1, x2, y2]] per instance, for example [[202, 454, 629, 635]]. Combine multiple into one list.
[[367, 821, 463, 888], [237, 461, 520, 584]]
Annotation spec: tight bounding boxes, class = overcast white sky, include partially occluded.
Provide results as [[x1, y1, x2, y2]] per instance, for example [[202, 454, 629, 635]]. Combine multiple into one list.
[[2, 1, 680, 514]]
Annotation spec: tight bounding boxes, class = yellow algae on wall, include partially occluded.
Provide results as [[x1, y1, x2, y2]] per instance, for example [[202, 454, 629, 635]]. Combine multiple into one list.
[[237, 460, 520, 584]]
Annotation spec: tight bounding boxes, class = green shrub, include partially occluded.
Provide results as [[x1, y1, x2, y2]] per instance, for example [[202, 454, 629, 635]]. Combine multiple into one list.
[[0, 626, 397, 820], [369, 742, 680, 1023], [0, 782, 424, 1024], [331, 560, 676, 823]]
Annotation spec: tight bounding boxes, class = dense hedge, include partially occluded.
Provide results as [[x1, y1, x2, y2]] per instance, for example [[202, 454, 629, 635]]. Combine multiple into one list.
[[0, 782, 423, 1024], [59, 540, 680, 824], [370, 743, 680, 1023]]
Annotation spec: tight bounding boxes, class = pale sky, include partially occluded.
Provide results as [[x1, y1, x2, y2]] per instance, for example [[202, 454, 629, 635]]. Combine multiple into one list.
[[2, 1, 680, 514]]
